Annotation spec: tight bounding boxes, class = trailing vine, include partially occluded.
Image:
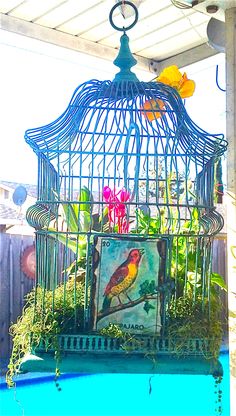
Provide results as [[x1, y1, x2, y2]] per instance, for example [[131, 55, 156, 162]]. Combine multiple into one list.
[[213, 374, 223, 415], [166, 295, 224, 360], [6, 277, 85, 388]]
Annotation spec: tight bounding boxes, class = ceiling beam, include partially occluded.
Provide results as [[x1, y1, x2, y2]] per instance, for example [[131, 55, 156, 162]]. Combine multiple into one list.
[[0, 13, 220, 75], [151, 43, 219, 73], [0, 13, 153, 73]]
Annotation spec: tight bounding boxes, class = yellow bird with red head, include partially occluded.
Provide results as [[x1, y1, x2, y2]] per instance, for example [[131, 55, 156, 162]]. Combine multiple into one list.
[[102, 248, 144, 311]]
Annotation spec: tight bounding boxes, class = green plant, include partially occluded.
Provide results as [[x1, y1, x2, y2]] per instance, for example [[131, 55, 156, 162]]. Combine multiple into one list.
[[7, 186, 109, 387], [99, 323, 144, 352], [7, 178, 228, 388], [100, 323, 127, 339], [133, 207, 227, 295], [214, 157, 224, 204], [214, 374, 223, 415], [166, 294, 224, 360], [48, 186, 109, 271], [130, 195, 227, 362], [49, 187, 93, 264], [6, 278, 85, 388]]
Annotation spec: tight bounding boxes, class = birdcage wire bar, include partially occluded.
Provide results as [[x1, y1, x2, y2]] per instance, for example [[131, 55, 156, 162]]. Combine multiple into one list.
[[21, 1, 228, 375], [25, 77, 227, 338]]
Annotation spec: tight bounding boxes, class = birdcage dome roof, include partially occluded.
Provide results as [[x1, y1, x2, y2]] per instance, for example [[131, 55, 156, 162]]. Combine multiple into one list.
[[25, 78, 227, 167]]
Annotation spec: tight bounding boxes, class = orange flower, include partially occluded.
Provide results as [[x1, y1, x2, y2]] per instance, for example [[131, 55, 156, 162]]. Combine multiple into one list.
[[141, 65, 195, 122], [156, 65, 195, 98], [141, 98, 165, 121]]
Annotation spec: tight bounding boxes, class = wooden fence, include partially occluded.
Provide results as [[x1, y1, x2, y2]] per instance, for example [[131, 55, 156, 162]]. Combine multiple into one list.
[[0, 233, 35, 368], [0, 233, 227, 370]]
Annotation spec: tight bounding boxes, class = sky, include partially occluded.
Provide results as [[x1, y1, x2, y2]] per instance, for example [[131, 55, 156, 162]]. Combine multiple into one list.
[[0, 28, 226, 185]]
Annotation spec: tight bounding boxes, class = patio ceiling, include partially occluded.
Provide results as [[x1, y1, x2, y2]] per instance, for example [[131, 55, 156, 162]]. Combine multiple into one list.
[[0, 0, 234, 73]]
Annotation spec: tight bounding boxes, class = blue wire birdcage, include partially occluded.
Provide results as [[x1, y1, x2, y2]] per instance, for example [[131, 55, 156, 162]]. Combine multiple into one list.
[[21, 1, 227, 376]]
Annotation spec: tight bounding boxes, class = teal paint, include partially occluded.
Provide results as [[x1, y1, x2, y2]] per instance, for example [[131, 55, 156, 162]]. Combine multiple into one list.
[[113, 33, 139, 82]]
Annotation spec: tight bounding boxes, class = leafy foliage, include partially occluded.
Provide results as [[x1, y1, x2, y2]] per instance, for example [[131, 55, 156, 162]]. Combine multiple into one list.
[[6, 278, 85, 387], [139, 279, 157, 296], [7, 178, 227, 386], [143, 301, 155, 314], [138, 279, 157, 314], [49, 187, 93, 262], [99, 323, 125, 339], [133, 207, 227, 296], [166, 295, 224, 360], [99, 323, 144, 352], [134, 209, 161, 234]]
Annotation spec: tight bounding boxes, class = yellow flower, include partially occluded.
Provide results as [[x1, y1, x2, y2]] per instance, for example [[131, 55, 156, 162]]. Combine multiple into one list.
[[156, 65, 195, 98], [141, 65, 195, 122], [141, 98, 165, 121]]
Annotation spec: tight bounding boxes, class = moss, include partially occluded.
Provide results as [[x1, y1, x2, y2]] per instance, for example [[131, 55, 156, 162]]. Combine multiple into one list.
[[166, 295, 223, 360], [6, 278, 85, 387]]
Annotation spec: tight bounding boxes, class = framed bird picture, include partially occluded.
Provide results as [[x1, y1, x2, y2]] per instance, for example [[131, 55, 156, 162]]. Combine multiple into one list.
[[90, 236, 168, 335]]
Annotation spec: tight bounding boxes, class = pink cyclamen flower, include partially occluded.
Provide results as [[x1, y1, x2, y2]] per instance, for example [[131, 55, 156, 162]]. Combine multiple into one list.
[[103, 186, 112, 202], [102, 186, 130, 233], [119, 188, 130, 203]]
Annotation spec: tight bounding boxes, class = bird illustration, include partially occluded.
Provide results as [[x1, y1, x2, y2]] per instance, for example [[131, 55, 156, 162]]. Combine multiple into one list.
[[102, 248, 144, 311]]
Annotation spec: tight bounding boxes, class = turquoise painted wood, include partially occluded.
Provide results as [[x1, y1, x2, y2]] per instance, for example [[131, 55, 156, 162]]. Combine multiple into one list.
[[20, 335, 223, 377], [20, 353, 223, 376]]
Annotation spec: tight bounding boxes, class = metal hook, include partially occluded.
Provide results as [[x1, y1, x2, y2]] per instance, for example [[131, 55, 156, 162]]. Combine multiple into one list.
[[216, 64, 226, 92], [109, 1, 138, 33]]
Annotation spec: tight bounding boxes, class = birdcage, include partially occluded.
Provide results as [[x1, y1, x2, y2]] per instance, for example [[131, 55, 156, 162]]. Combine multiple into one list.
[[21, 2, 227, 376]]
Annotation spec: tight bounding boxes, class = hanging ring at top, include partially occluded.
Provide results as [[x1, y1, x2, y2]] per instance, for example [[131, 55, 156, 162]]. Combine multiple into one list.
[[109, 1, 138, 32]]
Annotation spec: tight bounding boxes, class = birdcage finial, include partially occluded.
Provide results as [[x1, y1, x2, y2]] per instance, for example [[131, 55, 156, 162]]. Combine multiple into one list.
[[109, 1, 139, 82]]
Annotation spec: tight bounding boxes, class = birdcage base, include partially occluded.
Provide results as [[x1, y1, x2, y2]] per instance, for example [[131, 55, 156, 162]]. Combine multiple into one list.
[[20, 335, 223, 376], [20, 352, 223, 377]]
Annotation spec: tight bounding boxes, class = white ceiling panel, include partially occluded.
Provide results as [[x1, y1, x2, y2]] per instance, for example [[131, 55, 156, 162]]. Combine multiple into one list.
[[0, 0, 229, 70], [186, 11, 209, 26], [100, 5, 189, 48], [193, 22, 208, 38], [142, 27, 204, 60], [130, 17, 194, 54], [57, 0, 113, 35], [0, 0, 23, 14], [8, 0, 66, 21], [34, 0, 99, 29], [81, 20, 115, 43]]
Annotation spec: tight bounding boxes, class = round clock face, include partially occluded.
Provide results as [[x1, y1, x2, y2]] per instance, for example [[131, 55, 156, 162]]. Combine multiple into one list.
[[21, 245, 36, 280]]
